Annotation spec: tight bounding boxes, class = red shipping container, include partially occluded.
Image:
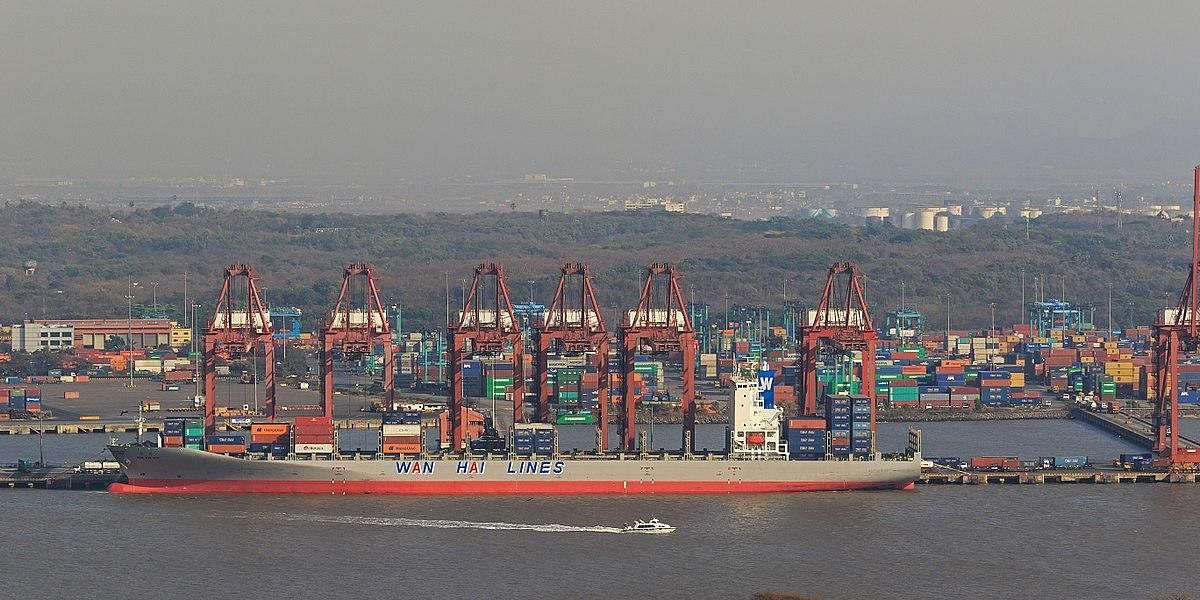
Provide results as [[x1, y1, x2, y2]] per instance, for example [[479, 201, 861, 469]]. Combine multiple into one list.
[[289, 427, 331, 436], [294, 416, 333, 426], [979, 379, 1010, 387], [207, 444, 247, 454], [382, 443, 422, 454], [830, 437, 851, 446], [892, 351, 919, 360], [162, 435, 184, 446], [294, 434, 335, 444], [890, 379, 918, 387]]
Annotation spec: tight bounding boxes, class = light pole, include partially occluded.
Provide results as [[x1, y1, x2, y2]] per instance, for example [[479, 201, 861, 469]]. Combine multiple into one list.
[[1020, 268, 1025, 331], [989, 302, 996, 335], [125, 289, 136, 389], [1107, 283, 1113, 335], [191, 303, 201, 400], [945, 293, 951, 353], [150, 281, 159, 312]]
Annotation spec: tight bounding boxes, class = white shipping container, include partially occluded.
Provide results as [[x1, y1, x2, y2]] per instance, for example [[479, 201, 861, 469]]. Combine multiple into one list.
[[381, 424, 421, 436], [60, 375, 75, 383], [294, 443, 334, 454], [298, 381, 310, 390]]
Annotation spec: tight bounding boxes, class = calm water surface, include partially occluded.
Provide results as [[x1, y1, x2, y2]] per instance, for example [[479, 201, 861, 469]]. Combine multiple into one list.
[[2, 419, 1197, 600]]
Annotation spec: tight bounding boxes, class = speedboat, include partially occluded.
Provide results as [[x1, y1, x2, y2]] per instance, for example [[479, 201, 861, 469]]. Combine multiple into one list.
[[621, 518, 675, 534]]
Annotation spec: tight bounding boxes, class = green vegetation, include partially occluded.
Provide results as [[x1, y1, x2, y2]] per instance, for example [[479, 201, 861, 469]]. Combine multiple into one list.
[[0, 201, 1191, 334]]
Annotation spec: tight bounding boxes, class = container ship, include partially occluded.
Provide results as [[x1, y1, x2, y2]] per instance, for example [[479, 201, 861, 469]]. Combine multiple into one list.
[[107, 368, 921, 495]]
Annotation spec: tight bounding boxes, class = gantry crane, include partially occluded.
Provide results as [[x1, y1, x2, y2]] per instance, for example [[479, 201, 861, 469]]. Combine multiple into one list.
[[798, 262, 878, 433], [534, 263, 611, 451], [447, 263, 525, 452], [202, 264, 275, 434], [620, 263, 696, 452], [1152, 165, 1200, 468], [320, 264, 394, 418]]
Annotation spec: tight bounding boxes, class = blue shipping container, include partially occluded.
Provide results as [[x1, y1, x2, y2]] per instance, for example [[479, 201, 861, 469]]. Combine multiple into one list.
[[207, 435, 246, 445]]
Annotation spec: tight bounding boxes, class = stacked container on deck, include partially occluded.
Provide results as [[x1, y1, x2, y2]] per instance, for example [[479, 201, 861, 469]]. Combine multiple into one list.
[[825, 394, 871, 455], [381, 411, 422, 455], [249, 423, 291, 456], [162, 417, 185, 447], [206, 434, 248, 454], [784, 417, 827, 459], [513, 423, 555, 456], [293, 416, 335, 454]]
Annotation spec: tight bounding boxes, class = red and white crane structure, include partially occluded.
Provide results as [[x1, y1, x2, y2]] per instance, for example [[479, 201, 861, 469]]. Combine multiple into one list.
[[319, 263, 394, 419], [534, 263, 611, 450], [620, 263, 697, 453], [202, 264, 275, 435]]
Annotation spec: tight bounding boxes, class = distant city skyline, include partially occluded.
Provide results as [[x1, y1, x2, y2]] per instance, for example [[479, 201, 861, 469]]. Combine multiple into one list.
[[3, 3, 1200, 188]]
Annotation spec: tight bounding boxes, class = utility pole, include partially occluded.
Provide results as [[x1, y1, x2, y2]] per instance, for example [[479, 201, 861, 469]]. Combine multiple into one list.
[[1020, 268, 1026, 332], [989, 302, 996, 335], [444, 272, 450, 327]]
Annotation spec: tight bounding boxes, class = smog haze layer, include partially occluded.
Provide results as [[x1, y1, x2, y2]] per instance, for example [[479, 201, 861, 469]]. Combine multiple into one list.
[[3, 2, 1199, 187]]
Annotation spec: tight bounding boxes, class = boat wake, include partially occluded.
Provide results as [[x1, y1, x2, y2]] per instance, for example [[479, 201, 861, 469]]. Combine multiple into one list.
[[239, 512, 624, 534]]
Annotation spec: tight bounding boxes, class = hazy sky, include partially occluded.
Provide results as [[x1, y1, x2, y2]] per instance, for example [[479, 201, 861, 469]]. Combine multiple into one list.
[[3, 2, 1199, 185]]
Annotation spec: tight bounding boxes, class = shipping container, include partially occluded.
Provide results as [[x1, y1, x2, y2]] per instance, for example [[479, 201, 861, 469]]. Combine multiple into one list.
[[969, 456, 1020, 471]]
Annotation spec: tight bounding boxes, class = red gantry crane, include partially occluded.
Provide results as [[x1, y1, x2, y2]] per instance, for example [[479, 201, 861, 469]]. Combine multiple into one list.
[[1152, 165, 1200, 468], [797, 262, 878, 432], [620, 263, 696, 453], [202, 264, 275, 435], [447, 263, 525, 452], [320, 264, 394, 419], [534, 263, 611, 451]]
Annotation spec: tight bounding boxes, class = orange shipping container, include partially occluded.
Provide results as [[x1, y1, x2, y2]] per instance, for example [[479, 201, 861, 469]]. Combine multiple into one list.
[[75, 375, 90, 382], [207, 444, 247, 454], [250, 423, 290, 436], [382, 443, 422, 454], [64, 391, 80, 399], [787, 418, 827, 429]]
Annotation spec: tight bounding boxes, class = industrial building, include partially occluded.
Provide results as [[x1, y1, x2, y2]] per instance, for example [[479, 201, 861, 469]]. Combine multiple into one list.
[[10, 322, 75, 352], [10, 319, 181, 351]]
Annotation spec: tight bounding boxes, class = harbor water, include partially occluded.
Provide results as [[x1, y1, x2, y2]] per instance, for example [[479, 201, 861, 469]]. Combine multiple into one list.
[[2, 419, 1199, 599]]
